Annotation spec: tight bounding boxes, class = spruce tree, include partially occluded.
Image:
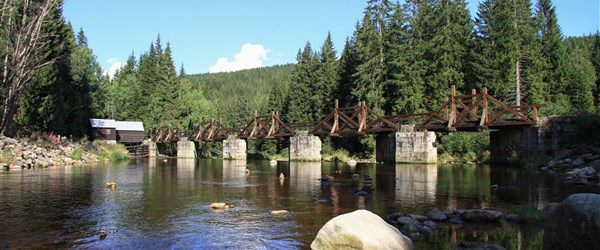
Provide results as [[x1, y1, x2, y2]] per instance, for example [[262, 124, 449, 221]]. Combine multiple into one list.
[[317, 32, 339, 118], [385, 2, 420, 114], [337, 35, 360, 108], [285, 42, 319, 122], [353, 1, 393, 113], [535, 0, 567, 100]]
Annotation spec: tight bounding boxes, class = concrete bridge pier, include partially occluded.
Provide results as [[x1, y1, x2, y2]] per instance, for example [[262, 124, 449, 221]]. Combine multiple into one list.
[[177, 137, 196, 158], [489, 116, 575, 162], [376, 126, 437, 163], [223, 138, 247, 160], [289, 131, 321, 161], [147, 140, 158, 158]]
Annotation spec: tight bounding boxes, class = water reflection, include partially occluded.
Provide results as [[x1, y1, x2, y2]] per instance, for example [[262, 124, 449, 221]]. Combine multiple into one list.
[[394, 164, 438, 206], [2, 160, 600, 249], [222, 159, 247, 183]]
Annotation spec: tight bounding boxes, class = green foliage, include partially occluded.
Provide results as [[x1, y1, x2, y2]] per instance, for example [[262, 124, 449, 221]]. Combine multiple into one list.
[[439, 131, 490, 163], [572, 112, 600, 145], [69, 147, 84, 160], [510, 202, 546, 223], [97, 143, 130, 162], [0, 151, 14, 164]]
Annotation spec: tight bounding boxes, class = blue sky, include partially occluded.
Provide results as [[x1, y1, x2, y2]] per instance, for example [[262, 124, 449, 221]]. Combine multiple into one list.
[[62, 0, 599, 76]]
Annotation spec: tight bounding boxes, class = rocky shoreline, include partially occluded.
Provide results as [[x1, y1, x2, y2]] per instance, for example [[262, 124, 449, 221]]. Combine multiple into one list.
[[542, 145, 600, 185], [0, 135, 97, 169]]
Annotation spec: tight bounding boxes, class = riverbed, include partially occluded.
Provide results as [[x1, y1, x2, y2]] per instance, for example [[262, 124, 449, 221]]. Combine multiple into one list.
[[1, 159, 598, 249]]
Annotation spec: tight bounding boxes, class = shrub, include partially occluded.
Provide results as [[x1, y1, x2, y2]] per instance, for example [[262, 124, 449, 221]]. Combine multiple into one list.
[[0, 151, 14, 164], [439, 131, 490, 163], [97, 143, 130, 162], [510, 202, 545, 223], [69, 147, 84, 160]]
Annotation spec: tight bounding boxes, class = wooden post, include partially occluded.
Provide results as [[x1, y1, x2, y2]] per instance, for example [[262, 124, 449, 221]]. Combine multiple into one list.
[[331, 99, 339, 134], [471, 89, 477, 115], [448, 85, 456, 130], [479, 87, 488, 128]]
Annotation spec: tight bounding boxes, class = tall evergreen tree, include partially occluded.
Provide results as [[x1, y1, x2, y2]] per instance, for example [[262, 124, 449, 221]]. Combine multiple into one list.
[[136, 41, 160, 128], [384, 2, 419, 114], [317, 32, 339, 117], [566, 46, 596, 112], [285, 42, 319, 122], [535, 0, 567, 101], [337, 34, 360, 108], [591, 33, 600, 106], [430, 0, 472, 103], [405, 0, 437, 110], [473, 0, 544, 105], [15, 4, 75, 136], [353, 0, 393, 113]]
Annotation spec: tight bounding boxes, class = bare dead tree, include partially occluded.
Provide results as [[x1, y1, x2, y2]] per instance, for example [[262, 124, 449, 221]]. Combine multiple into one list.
[[0, 0, 60, 135]]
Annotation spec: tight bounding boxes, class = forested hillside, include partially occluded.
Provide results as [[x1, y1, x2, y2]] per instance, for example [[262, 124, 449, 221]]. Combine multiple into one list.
[[188, 65, 293, 128], [1, 0, 598, 159]]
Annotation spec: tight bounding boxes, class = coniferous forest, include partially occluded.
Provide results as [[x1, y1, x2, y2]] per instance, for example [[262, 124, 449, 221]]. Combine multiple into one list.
[[1, 0, 598, 159]]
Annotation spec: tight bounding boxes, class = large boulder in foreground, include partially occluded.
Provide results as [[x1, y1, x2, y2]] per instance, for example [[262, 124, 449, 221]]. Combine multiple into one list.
[[311, 209, 414, 250], [543, 193, 600, 250]]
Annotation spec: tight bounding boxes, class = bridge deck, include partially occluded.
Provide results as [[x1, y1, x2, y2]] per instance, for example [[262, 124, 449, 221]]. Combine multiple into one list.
[[152, 86, 543, 143]]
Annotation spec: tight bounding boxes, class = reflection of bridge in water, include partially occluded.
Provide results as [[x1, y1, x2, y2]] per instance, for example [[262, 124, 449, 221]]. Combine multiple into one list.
[[150, 86, 546, 163]]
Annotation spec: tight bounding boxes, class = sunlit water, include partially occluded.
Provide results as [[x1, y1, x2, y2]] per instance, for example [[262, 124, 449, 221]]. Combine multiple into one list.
[[1, 159, 599, 249]]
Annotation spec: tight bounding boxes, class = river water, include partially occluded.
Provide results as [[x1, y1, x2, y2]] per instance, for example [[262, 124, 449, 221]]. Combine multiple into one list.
[[1, 159, 599, 249]]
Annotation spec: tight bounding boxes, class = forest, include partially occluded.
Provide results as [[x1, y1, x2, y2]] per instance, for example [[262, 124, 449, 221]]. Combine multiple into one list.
[[1, 0, 598, 160]]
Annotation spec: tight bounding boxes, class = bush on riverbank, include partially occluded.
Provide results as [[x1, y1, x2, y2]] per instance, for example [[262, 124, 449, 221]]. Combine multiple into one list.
[[93, 141, 130, 162], [438, 131, 490, 164], [510, 203, 546, 224]]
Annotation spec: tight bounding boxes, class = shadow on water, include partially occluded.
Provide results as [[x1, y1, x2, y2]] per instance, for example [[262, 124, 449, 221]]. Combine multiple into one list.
[[1, 159, 599, 249]]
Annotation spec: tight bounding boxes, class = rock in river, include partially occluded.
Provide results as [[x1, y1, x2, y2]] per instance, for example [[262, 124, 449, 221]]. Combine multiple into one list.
[[311, 209, 414, 250]]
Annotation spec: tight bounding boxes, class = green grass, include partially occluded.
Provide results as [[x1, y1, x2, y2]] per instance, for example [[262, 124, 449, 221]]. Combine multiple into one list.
[[511, 203, 546, 224], [96, 143, 130, 162], [322, 148, 351, 162], [0, 151, 14, 164], [69, 147, 84, 160]]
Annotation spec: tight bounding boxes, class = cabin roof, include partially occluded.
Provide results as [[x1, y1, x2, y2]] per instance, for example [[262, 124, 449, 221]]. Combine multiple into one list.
[[90, 119, 117, 128], [116, 121, 144, 131]]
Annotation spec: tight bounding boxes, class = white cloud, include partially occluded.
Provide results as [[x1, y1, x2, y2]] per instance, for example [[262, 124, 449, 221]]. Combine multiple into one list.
[[209, 43, 269, 73], [105, 58, 126, 80]]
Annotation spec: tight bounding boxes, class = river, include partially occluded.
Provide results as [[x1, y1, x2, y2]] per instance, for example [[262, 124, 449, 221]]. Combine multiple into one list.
[[1, 158, 598, 249]]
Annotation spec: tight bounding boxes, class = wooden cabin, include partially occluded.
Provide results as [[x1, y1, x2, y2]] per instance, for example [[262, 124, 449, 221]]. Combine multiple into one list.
[[116, 121, 145, 144], [89, 119, 117, 142]]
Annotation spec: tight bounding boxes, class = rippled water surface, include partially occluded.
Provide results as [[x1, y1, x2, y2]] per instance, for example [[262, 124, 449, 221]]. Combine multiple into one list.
[[1, 159, 599, 249]]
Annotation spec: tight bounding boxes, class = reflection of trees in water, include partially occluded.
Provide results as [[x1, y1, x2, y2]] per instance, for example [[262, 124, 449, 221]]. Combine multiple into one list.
[[416, 223, 544, 249]]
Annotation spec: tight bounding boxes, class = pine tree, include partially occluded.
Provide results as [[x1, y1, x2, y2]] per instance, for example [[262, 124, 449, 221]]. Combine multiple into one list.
[[353, 0, 393, 113], [337, 35, 360, 108], [15, 3, 74, 136], [591, 33, 600, 106], [317, 32, 339, 117], [137, 41, 160, 128], [285, 42, 319, 122], [105, 52, 139, 120], [405, 0, 437, 110], [384, 2, 419, 114], [566, 46, 596, 112], [411, 0, 473, 109], [535, 0, 567, 100], [473, 0, 543, 105]]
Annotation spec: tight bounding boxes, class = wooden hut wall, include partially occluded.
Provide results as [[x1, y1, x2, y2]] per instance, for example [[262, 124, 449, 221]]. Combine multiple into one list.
[[92, 128, 116, 141], [117, 130, 144, 143]]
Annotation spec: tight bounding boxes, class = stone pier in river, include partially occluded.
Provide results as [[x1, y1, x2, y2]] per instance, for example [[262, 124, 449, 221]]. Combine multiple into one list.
[[177, 137, 196, 158], [289, 131, 322, 161], [223, 138, 247, 160], [376, 125, 437, 163]]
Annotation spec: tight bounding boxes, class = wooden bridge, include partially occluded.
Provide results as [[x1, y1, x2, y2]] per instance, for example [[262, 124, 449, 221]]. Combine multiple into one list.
[[151, 86, 543, 143]]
